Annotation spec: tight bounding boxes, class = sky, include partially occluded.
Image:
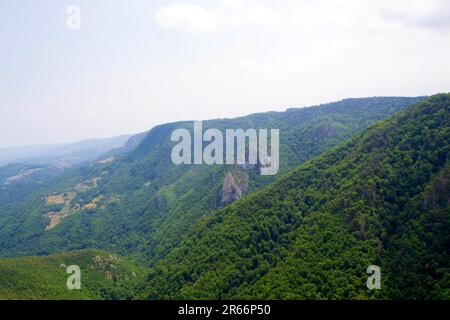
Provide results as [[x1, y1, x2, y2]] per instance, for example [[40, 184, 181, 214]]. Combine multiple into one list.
[[1, 0, 450, 148]]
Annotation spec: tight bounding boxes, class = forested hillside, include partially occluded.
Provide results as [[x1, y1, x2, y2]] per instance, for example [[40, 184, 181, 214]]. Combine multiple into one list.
[[0, 250, 147, 300], [134, 94, 450, 299], [0, 97, 423, 262]]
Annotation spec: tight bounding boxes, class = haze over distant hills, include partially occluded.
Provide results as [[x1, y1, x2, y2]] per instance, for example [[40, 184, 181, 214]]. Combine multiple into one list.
[[0, 132, 148, 206], [0, 133, 146, 168]]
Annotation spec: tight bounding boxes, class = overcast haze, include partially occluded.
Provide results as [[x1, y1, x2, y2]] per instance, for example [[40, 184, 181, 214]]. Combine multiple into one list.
[[1, 0, 449, 148]]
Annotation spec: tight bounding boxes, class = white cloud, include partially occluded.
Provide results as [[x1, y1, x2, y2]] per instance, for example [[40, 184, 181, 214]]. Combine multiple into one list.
[[155, 4, 218, 34], [3, 0, 450, 148], [225, 4, 277, 28], [379, 0, 450, 29], [155, 1, 278, 33], [155, 0, 450, 35]]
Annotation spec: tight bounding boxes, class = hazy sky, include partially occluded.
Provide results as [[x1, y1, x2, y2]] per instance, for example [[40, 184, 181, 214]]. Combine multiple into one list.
[[1, 0, 450, 148]]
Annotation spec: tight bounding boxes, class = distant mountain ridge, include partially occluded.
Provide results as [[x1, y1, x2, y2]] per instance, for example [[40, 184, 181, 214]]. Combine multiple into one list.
[[0, 133, 145, 168], [0, 132, 147, 202]]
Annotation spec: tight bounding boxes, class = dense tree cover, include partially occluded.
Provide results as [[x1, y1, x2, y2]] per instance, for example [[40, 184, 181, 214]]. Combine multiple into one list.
[[0, 249, 148, 300], [133, 94, 450, 299], [0, 97, 423, 265]]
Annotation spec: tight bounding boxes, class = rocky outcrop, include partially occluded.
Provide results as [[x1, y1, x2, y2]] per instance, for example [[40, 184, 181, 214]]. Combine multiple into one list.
[[314, 122, 341, 142], [220, 171, 249, 207], [91, 255, 120, 280]]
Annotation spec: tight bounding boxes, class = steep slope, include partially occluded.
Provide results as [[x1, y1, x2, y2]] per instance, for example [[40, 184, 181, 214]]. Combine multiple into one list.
[[0, 249, 147, 300], [135, 94, 449, 299], [0, 97, 423, 262]]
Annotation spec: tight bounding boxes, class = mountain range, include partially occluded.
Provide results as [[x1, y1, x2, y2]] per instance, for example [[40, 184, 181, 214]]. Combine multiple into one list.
[[0, 94, 448, 300]]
